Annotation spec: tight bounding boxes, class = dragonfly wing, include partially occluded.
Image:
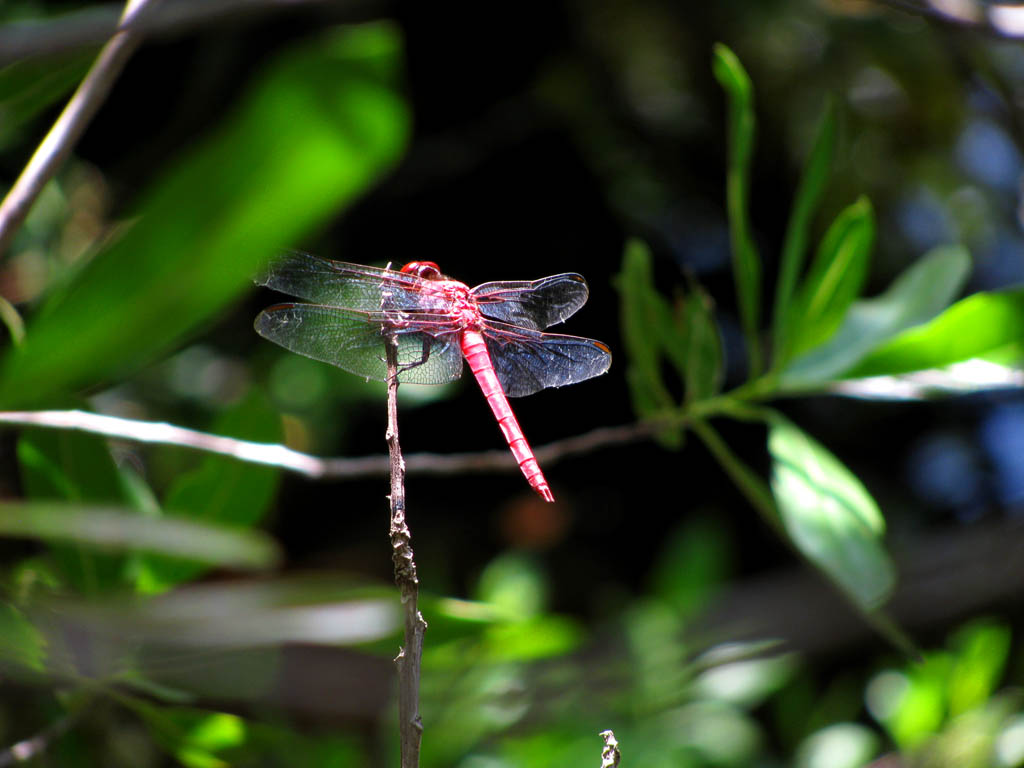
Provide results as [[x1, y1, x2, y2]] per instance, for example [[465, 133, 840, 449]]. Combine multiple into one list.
[[255, 304, 464, 385], [255, 251, 441, 313], [482, 321, 612, 397], [473, 273, 590, 330]]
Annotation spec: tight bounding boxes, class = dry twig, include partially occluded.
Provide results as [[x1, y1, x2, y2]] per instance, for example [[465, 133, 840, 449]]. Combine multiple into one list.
[[385, 335, 426, 768], [0, 410, 655, 480], [600, 730, 621, 768], [0, 0, 163, 258]]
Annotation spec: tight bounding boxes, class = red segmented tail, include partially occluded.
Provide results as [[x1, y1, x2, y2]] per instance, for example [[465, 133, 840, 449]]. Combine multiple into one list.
[[460, 329, 554, 502]]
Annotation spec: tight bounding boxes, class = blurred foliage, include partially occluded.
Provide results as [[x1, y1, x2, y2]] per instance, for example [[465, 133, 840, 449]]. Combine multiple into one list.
[[1, 2, 1024, 768]]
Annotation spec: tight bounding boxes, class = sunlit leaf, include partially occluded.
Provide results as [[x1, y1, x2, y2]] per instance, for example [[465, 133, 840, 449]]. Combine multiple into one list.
[[713, 43, 762, 376], [794, 723, 879, 768], [845, 287, 1024, 378], [684, 285, 723, 402], [0, 22, 409, 407], [773, 98, 836, 357], [135, 390, 282, 593], [768, 418, 895, 610], [948, 620, 1011, 717], [782, 244, 971, 388], [0, 503, 280, 569], [781, 196, 875, 361]]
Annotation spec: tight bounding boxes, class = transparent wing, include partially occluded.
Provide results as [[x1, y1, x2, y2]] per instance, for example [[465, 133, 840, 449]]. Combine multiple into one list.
[[472, 273, 590, 330], [255, 250, 449, 313], [255, 304, 464, 385], [482, 321, 612, 397]]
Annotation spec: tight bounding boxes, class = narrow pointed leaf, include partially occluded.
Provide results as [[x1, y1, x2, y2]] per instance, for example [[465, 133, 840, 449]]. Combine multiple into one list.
[[616, 239, 683, 445], [136, 391, 282, 593], [782, 245, 970, 387], [774, 98, 836, 356], [769, 418, 895, 610], [713, 43, 762, 376], [781, 196, 874, 361], [684, 286, 724, 402]]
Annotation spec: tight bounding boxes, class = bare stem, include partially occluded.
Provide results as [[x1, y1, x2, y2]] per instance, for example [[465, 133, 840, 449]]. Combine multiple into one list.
[[0, 0, 163, 259], [0, 410, 656, 481], [384, 336, 425, 768]]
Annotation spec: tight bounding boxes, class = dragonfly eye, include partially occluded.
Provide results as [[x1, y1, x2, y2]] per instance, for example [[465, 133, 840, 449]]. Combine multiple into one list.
[[400, 261, 442, 280]]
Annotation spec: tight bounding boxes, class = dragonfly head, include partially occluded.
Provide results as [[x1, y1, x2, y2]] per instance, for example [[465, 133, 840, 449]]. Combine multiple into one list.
[[400, 261, 442, 280]]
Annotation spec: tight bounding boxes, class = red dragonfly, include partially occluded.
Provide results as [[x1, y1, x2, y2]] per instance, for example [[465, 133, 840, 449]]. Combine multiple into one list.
[[254, 251, 612, 502]]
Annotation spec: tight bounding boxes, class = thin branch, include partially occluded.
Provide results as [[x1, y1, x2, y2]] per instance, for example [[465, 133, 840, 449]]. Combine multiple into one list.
[[385, 335, 425, 768], [0, 0, 163, 259], [0, 712, 77, 767], [0, 410, 656, 480], [0, 0, 366, 66], [599, 730, 621, 768]]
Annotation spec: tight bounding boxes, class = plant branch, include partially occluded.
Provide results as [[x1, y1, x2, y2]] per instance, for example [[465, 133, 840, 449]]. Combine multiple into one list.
[[0, 0, 368, 66], [0, 0, 164, 259], [0, 410, 656, 480], [384, 337, 425, 768]]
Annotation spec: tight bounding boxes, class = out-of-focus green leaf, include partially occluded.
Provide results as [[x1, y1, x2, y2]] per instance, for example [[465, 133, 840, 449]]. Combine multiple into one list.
[[794, 723, 879, 768], [616, 238, 683, 446], [774, 98, 836, 356], [0, 503, 280, 569], [17, 421, 134, 591], [0, 601, 46, 673], [650, 518, 730, 618], [130, 702, 246, 768], [781, 196, 875, 361], [781, 244, 971, 388], [475, 551, 546, 619], [0, 49, 93, 149], [484, 615, 583, 662], [713, 43, 762, 377], [768, 417, 895, 611], [0, 22, 409, 407], [684, 285, 723, 402], [135, 390, 281, 593], [948, 621, 1011, 717], [845, 287, 1024, 378]]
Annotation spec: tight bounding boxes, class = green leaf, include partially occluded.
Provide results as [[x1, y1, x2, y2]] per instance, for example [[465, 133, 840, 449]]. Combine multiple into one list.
[[616, 238, 683, 446], [0, 22, 409, 407], [0, 601, 47, 673], [0, 49, 93, 149], [684, 285, 724, 402], [845, 286, 1024, 378], [781, 244, 971, 388], [0, 503, 280, 569], [768, 418, 895, 610], [135, 390, 282, 593], [713, 43, 762, 377], [17, 420, 134, 591], [774, 98, 836, 356], [781, 196, 875, 361]]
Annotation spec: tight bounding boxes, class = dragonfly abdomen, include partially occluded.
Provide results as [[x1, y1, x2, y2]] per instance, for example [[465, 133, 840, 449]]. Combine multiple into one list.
[[460, 330, 554, 503]]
